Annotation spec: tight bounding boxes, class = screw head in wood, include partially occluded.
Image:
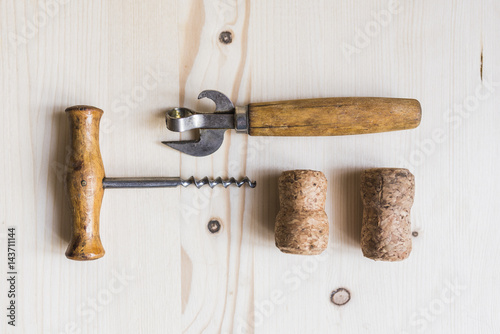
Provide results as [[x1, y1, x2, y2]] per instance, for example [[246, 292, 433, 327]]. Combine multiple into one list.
[[219, 31, 233, 44], [208, 219, 221, 233]]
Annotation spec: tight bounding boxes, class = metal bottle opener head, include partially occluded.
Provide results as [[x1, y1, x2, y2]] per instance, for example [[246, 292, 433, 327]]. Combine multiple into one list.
[[162, 90, 248, 157]]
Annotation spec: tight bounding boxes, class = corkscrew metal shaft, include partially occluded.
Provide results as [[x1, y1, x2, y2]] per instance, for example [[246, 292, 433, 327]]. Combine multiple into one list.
[[64, 105, 256, 261], [102, 176, 256, 189]]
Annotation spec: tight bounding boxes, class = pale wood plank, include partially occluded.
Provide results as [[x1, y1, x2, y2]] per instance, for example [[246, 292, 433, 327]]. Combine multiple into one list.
[[1, 0, 500, 333], [1, 0, 181, 333], [175, 1, 254, 333]]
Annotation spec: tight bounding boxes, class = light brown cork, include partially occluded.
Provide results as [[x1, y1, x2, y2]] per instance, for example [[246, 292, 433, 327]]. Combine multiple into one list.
[[275, 170, 329, 255], [360, 168, 415, 261]]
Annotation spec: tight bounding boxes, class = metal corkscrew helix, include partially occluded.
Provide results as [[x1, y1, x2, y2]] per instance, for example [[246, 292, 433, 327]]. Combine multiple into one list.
[[181, 176, 256, 188], [64, 105, 256, 261], [102, 176, 256, 189]]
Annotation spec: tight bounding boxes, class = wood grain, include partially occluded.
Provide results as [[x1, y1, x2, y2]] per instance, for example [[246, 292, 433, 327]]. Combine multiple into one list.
[[64, 106, 105, 261], [2, 0, 500, 333], [175, 0, 254, 333], [248, 97, 421, 136]]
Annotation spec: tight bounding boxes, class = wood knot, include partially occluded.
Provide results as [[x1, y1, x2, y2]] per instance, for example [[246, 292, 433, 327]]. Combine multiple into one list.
[[331, 288, 350, 306]]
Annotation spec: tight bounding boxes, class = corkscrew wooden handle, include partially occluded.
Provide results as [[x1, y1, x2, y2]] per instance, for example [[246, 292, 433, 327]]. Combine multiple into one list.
[[65, 106, 105, 261]]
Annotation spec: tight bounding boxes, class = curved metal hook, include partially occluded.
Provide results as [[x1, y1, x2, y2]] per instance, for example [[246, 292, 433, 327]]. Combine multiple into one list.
[[162, 129, 226, 157], [198, 90, 234, 112]]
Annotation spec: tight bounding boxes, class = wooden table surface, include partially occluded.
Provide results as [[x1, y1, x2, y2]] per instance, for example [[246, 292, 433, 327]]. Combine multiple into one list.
[[1, 0, 499, 333]]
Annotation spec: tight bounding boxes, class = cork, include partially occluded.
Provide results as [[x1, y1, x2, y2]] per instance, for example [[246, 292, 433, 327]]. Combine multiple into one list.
[[360, 168, 415, 261], [275, 170, 329, 255]]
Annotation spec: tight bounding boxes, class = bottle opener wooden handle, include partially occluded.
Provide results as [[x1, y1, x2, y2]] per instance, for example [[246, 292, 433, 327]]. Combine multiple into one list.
[[248, 97, 421, 136]]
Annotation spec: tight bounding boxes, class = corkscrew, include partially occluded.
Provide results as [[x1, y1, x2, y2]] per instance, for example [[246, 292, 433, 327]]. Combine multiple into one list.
[[102, 176, 256, 189], [63, 105, 256, 261]]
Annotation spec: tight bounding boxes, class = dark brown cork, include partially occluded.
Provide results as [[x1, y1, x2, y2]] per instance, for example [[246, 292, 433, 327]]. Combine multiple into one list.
[[360, 168, 415, 261], [275, 170, 329, 255]]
